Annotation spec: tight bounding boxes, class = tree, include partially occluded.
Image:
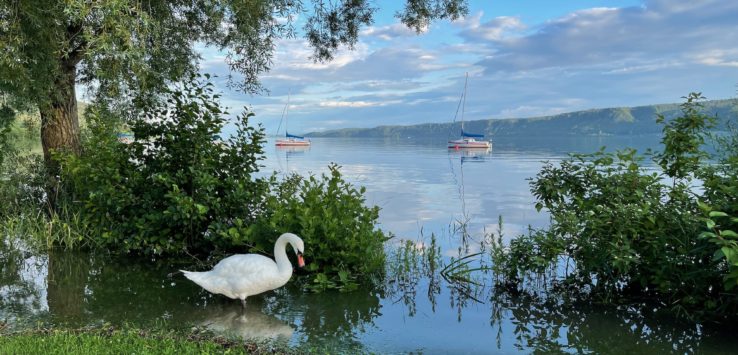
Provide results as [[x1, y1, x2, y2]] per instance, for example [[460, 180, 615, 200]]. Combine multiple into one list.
[[0, 0, 468, 167]]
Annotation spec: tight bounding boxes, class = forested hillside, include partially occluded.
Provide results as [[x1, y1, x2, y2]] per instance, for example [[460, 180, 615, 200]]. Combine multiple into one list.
[[308, 99, 736, 138]]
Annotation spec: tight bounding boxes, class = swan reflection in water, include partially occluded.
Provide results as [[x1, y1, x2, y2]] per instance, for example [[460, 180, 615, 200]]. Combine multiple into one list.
[[198, 305, 294, 341]]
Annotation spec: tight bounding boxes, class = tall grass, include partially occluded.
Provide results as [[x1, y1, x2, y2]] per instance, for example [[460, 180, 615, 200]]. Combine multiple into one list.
[[2, 204, 95, 250], [0, 141, 94, 250]]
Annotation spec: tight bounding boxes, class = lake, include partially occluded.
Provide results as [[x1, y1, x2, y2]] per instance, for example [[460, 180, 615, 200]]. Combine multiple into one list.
[[2, 136, 737, 354]]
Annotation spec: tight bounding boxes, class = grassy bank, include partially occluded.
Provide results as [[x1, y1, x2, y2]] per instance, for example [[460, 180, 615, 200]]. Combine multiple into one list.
[[0, 325, 298, 355]]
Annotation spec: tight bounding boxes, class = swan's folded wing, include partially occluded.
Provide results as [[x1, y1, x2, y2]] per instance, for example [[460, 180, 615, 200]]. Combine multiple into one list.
[[211, 254, 278, 275], [212, 254, 284, 296]]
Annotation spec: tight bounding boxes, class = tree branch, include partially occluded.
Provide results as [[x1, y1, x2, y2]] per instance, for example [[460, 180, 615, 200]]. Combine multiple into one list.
[[64, 22, 87, 67]]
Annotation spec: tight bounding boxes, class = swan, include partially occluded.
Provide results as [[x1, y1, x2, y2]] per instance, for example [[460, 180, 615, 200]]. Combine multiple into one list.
[[181, 233, 305, 307]]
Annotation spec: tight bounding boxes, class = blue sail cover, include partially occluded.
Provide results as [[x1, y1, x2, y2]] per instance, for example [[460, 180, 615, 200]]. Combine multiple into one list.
[[286, 132, 305, 139], [461, 130, 484, 138]]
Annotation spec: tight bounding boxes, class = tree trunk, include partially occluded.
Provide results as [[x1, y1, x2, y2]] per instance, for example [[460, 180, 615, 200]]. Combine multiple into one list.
[[40, 62, 81, 169]]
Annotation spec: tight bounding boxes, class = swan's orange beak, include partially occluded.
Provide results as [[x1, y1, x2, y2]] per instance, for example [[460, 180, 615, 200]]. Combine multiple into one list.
[[297, 253, 305, 268]]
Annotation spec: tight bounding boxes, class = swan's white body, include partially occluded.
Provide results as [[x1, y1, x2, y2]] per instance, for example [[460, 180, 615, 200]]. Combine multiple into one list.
[[182, 233, 305, 306]]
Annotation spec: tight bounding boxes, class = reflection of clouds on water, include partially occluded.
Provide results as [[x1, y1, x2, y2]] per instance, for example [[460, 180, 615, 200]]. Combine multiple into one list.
[[483, 222, 529, 243], [336, 162, 458, 238], [198, 305, 293, 341]]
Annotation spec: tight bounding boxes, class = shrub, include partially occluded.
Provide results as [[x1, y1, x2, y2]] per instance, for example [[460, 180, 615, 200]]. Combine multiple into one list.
[[700, 122, 738, 292], [492, 93, 738, 319], [0, 148, 47, 220], [529, 149, 712, 301], [61, 74, 268, 255], [244, 165, 388, 288]]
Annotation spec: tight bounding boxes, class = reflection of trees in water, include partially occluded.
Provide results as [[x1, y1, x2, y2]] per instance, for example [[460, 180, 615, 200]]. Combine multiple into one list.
[[78, 255, 209, 325], [385, 237, 738, 353], [46, 249, 90, 323], [0, 241, 380, 353], [488, 290, 738, 354], [5, 235, 736, 353], [266, 286, 381, 353], [0, 237, 47, 327], [2, 245, 213, 328]]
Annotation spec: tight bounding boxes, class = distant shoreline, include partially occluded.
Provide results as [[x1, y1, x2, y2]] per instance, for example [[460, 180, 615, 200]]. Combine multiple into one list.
[[306, 99, 736, 139]]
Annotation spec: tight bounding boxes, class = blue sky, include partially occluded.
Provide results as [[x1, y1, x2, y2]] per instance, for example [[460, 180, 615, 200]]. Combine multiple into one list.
[[200, 0, 738, 135]]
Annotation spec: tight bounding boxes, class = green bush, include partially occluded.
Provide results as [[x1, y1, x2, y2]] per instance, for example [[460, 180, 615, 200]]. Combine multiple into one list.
[[492, 93, 738, 319], [528, 148, 711, 300], [699, 122, 738, 292], [61, 74, 269, 254], [0, 151, 47, 220], [244, 165, 388, 288]]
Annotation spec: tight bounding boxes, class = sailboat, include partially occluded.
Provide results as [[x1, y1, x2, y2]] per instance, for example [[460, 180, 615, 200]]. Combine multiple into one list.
[[275, 93, 311, 147], [447, 73, 491, 149]]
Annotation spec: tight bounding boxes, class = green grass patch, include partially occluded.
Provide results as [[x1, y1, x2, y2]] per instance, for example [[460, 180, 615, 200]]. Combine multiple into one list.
[[0, 325, 297, 355]]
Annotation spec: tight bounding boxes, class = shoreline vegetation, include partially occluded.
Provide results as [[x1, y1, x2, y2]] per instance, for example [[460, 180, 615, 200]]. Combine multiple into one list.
[[487, 93, 738, 321]]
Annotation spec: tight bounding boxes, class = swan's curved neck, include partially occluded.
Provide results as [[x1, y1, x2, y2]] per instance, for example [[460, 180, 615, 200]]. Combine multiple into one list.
[[274, 235, 295, 275]]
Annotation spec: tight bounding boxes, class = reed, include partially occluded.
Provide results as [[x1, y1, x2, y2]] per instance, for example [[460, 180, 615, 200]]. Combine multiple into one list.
[[1, 202, 96, 251]]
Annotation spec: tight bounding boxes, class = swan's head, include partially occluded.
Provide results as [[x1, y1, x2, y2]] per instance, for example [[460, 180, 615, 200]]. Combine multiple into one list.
[[281, 233, 305, 268]]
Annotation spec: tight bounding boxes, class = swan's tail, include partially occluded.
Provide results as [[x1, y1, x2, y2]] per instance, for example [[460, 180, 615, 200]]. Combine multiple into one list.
[[181, 270, 229, 297], [181, 270, 207, 285]]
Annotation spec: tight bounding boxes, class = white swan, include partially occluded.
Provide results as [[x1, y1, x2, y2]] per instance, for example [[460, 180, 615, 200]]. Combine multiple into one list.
[[182, 233, 305, 307]]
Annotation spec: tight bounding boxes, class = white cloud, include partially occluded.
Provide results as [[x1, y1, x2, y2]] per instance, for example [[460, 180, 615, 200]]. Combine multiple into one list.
[[477, 0, 738, 73], [319, 100, 384, 108], [693, 49, 738, 68], [459, 13, 527, 42], [361, 22, 422, 40], [602, 60, 682, 75]]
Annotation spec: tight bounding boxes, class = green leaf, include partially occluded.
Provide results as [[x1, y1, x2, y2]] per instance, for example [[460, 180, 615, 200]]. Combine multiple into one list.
[[721, 247, 736, 263], [706, 219, 716, 229], [195, 204, 209, 214], [709, 211, 729, 217]]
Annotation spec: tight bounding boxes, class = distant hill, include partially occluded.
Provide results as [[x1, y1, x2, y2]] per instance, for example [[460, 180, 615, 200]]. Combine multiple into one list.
[[306, 99, 737, 139]]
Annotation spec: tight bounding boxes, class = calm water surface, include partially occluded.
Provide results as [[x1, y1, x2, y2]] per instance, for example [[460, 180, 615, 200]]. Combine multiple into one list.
[[2, 136, 736, 354]]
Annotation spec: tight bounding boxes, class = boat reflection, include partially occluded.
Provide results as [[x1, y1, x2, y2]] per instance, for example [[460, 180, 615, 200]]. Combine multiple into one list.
[[275, 145, 310, 154], [447, 147, 491, 162], [197, 304, 294, 340], [274, 144, 309, 173]]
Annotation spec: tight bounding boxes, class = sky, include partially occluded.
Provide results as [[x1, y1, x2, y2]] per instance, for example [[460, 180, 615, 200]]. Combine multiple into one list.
[[199, 0, 738, 135]]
